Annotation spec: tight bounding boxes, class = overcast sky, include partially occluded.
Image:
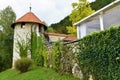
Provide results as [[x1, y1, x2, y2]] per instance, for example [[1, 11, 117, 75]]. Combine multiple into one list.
[[0, 0, 95, 25]]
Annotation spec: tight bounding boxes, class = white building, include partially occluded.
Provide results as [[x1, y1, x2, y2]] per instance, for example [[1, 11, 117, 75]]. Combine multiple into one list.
[[11, 11, 47, 67], [74, 0, 120, 39]]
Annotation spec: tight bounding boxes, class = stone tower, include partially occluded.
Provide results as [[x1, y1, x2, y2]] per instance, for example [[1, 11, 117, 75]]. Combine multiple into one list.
[[11, 12, 47, 67]]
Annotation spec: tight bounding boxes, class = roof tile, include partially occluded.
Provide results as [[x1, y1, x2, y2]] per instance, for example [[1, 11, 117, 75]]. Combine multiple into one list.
[[11, 12, 47, 30], [16, 12, 44, 24]]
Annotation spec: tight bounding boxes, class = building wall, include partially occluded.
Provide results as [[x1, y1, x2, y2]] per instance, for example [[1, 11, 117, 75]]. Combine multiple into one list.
[[77, 26, 80, 39], [12, 23, 39, 67], [49, 35, 65, 42], [76, 1, 120, 39]]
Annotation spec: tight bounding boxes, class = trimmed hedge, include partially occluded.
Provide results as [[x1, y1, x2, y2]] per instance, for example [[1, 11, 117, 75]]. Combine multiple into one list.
[[78, 26, 120, 80]]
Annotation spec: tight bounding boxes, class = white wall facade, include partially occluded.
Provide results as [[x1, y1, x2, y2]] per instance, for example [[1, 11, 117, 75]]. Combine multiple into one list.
[[77, 26, 80, 39]]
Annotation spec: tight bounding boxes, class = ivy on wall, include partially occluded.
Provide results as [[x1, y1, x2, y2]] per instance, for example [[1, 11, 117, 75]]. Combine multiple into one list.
[[78, 26, 120, 80]]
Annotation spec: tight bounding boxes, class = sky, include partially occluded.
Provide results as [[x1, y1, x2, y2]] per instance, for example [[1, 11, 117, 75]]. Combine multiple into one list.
[[0, 0, 95, 25]]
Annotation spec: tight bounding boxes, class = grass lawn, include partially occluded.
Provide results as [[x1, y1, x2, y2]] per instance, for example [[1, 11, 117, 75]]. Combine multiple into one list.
[[0, 67, 80, 80]]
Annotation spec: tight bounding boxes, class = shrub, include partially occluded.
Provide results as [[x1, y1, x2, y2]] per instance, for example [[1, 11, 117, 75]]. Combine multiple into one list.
[[31, 32, 47, 67], [17, 35, 31, 58], [78, 26, 120, 80], [52, 41, 62, 72], [15, 58, 33, 73], [52, 41, 73, 74]]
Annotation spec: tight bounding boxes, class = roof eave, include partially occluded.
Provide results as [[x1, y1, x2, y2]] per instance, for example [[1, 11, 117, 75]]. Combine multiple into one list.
[[11, 22, 47, 31]]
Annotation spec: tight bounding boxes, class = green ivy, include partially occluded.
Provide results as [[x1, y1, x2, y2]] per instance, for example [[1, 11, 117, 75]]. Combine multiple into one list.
[[78, 26, 120, 80]]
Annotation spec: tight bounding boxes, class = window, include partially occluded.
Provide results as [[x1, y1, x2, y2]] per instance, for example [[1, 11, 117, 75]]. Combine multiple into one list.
[[21, 22, 25, 28], [39, 25, 44, 33]]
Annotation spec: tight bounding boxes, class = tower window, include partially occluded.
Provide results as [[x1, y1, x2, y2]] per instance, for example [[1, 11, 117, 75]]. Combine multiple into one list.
[[21, 22, 26, 28], [39, 25, 44, 33]]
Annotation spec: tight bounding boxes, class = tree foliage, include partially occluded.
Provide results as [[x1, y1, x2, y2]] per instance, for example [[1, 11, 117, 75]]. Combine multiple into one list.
[[0, 6, 16, 36], [0, 6, 16, 71], [50, 16, 72, 34], [47, 27, 55, 33], [66, 26, 77, 36], [70, 0, 94, 24], [90, 0, 115, 11]]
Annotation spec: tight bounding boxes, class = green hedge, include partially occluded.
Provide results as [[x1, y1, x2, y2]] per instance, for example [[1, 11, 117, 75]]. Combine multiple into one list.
[[78, 26, 120, 80]]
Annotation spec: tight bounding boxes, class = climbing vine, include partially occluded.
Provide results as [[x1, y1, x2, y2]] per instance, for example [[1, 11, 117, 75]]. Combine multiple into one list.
[[78, 26, 120, 80]]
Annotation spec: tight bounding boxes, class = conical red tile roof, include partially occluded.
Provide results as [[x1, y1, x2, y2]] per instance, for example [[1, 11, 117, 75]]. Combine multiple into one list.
[[11, 12, 47, 30]]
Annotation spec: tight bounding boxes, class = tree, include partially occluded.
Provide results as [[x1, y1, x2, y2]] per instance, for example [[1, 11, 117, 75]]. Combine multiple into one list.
[[66, 0, 94, 36], [47, 27, 55, 33], [50, 16, 72, 34], [90, 0, 115, 11], [66, 26, 77, 36], [70, 0, 94, 24], [0, 6, 16, 36], [0, 6, 16, 71]]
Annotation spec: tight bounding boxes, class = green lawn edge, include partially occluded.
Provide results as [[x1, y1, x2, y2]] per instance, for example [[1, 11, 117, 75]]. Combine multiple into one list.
[[0, 67, 80, 80]]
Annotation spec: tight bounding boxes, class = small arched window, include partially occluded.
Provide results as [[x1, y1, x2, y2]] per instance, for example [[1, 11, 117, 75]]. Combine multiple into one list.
[[21, 22, 26, 28], [39, 25, 44, 33]]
